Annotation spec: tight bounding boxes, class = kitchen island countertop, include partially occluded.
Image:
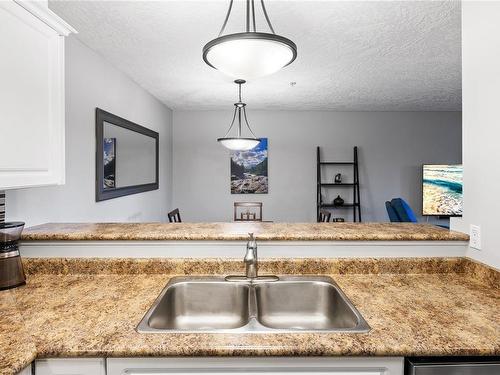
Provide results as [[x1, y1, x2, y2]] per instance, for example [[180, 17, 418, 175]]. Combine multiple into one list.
[[0, 256, 498, 375], [21, 222, 470, 242]]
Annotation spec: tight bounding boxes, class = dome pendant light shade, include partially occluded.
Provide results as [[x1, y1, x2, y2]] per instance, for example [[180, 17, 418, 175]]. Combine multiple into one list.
[[218, 137, 261, 151], [203, 0, 297, 80], [217, 80, 260, 151]]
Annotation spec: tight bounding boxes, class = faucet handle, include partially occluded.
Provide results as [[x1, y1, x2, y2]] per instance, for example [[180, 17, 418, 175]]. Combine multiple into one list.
[[248, 233, 257, 248]]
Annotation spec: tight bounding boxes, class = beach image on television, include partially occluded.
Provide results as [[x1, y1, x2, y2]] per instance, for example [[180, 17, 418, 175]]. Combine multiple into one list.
[[230, 138, 268, 194], [423, 164, 463, 216], [103, 138, 116, 189]]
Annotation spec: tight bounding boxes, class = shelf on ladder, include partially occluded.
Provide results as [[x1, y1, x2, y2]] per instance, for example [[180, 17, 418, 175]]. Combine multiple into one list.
[[316, 146, 362, 222], [319, 162, 355, 165], [318, 183, 355, 187], [319, 203, 360, 208]]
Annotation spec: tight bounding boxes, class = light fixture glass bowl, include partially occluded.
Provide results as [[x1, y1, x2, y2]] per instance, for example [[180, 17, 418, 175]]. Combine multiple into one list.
[[217, 137, 260, 151], [204, 33, 297, 80]]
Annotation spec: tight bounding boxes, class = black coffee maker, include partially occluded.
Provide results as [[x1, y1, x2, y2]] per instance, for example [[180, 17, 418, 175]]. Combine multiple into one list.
[[0, 222, 26, 290]]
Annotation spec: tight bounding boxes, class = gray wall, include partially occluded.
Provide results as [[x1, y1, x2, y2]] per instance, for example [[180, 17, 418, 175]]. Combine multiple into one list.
[[173, 111, 461, 223], [6, 36, 173, 226]]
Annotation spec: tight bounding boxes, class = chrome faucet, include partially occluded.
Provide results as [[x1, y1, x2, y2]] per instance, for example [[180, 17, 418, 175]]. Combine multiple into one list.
[[244, 233, 258, 279], [225, 233, 278, 282]]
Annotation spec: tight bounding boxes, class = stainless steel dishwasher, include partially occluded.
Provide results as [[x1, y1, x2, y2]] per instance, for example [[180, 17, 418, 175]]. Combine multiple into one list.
[[405, 357, 500, 375]]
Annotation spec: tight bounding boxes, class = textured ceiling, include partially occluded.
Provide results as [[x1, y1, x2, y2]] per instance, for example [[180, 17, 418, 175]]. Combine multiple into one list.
[[49, 0, 461, 111]]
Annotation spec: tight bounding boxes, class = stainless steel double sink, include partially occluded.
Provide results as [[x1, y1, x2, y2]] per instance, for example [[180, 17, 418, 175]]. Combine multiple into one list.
[[137, 276, 370, 333]]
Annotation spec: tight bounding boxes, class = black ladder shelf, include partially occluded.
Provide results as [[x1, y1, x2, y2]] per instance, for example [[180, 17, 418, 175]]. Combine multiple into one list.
[[316, 146, 362, 222]]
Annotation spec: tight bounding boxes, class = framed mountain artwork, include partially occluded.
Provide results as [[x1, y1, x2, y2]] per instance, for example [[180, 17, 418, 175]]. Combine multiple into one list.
[[103, 137, 116, 189], [230, 138, 268, 194]]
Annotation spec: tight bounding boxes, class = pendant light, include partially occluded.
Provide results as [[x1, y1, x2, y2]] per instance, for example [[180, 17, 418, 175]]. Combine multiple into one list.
[[217, 79, 260, 151], [203, 0, 297, 80]]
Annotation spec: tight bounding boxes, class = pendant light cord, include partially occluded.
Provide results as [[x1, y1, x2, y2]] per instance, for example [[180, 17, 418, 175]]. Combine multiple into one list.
[[239, 80, 257, 138], [260, 0, 275, 34], [221, 106, 238, 139], [218, 0, 275, 36], [251, 0, 256, 32], [218, 0, 233, 37], [221, 81, 257, 140], [246, 0, 250, 32], [243, 106, 257, 138], [238, 107, 242, 137], [221, 81, 244, 139]]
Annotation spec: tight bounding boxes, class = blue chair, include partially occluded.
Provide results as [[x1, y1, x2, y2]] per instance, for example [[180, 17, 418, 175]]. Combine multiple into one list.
[[386, 198, 450, 228], [385, 201, 400, 222], [386, 198, 418, 223]]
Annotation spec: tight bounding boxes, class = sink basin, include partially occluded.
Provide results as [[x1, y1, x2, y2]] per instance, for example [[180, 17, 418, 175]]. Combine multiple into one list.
[[137, 276, 370, 333], [144, 278, 250, 331], [255, 279, 360, 330]]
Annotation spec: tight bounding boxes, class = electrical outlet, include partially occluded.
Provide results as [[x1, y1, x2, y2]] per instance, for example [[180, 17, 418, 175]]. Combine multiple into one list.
[[470, 225, 481, 250]]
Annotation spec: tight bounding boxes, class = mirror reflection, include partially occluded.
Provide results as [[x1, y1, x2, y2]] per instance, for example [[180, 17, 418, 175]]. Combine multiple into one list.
[[102, 122, 156, 189], [96, 108, 159, 202]]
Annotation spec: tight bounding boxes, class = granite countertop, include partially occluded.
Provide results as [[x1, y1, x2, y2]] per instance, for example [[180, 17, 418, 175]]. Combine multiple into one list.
[[0, 257, 498, 375], [21, 222, 470, 241]]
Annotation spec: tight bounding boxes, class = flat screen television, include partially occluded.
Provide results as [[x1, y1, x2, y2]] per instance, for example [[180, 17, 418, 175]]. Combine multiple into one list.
[[422, 164, 463, 217]]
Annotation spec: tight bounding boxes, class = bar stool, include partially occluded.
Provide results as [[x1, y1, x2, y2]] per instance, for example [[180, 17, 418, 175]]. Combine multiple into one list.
[[168, 208, 181, 223]]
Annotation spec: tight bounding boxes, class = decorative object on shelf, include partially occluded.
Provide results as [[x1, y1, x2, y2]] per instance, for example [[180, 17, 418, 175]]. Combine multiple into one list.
[[218, 80, 260, 151], [316, 146, 362, 222], [231, 138, 268, 194], [0, 222, 26, 290], [334, 217, 345, 222], [103, 138, 116, 189], [319, 209, 331, 222], [203, 0, 297, 80], [333, 195, 345, 206]]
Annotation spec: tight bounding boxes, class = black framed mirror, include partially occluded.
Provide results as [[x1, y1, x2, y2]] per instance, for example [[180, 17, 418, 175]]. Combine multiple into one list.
[[95, 108, 159, 202]]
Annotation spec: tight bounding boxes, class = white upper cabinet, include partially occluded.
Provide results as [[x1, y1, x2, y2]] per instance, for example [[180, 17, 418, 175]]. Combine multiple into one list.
[[0, 0, 75, 190]]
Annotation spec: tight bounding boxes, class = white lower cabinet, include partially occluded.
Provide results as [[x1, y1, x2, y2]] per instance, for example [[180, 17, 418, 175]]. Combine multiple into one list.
[[106, 357, 404, 375], [17, 364, 32, 375], [32, 357, 403, 375], [34, 359, 105, 375]]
